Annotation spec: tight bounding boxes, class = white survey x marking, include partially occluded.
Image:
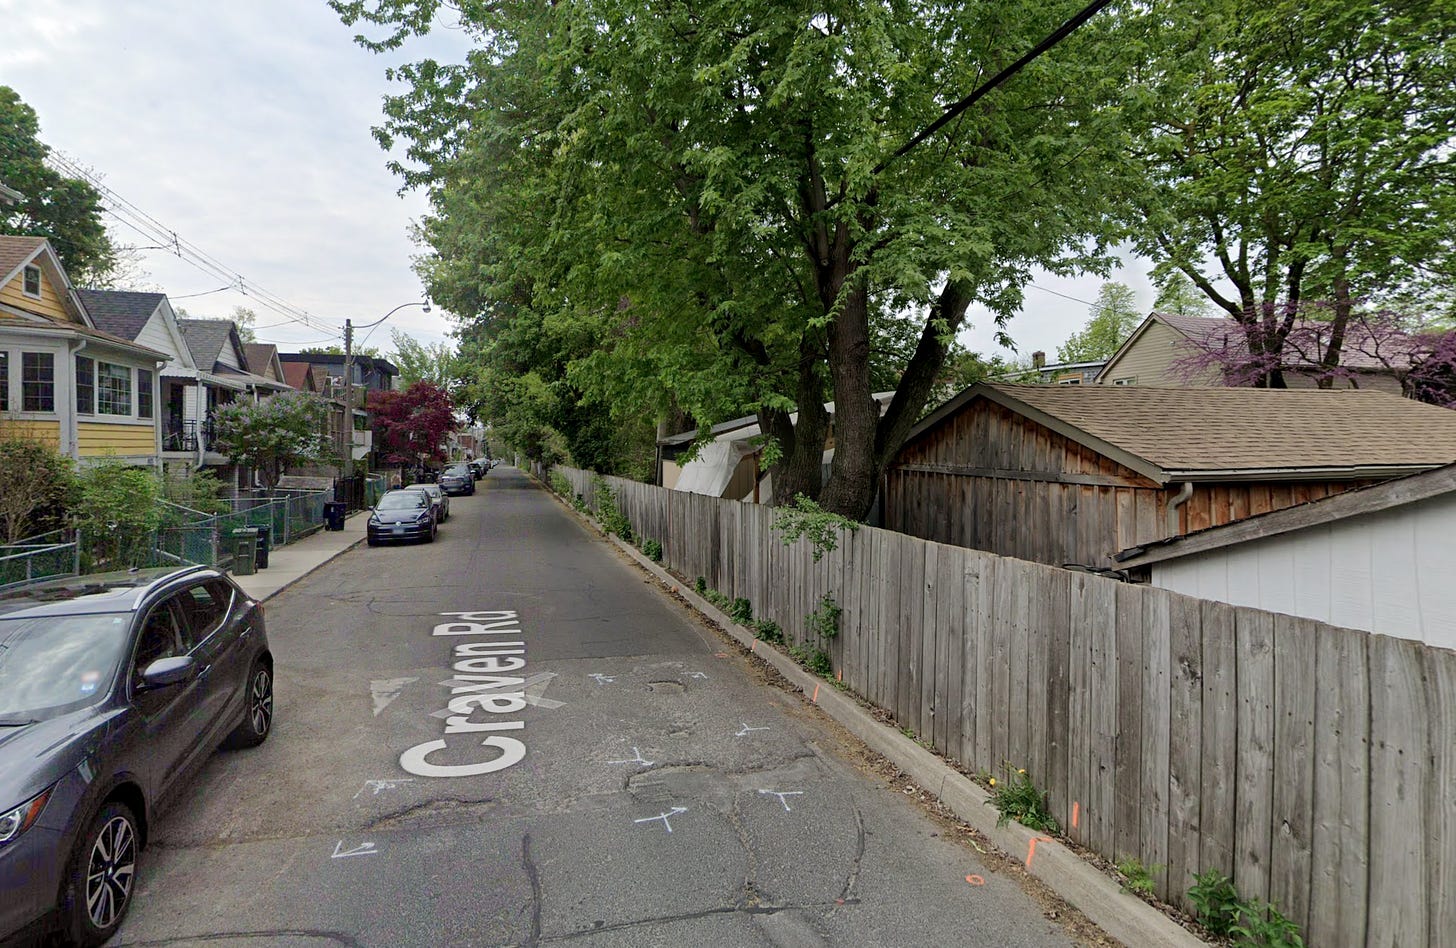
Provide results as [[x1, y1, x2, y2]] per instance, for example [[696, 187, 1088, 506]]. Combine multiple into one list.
[[735, 723, 770, 737], [758, 789, 805, 812], [607, 747, 654, 767], [431, 671, 564, 714], [332, 841, 378, 859], [370, 677, 418, 716], [688, 672, 709, 680], [634, 806, 688, 833], [589, 673, 616, 685], [353, 778, 415, 799]]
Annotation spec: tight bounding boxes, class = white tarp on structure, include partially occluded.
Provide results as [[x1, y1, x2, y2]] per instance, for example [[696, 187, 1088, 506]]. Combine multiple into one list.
[[673, 439, 755, 497]]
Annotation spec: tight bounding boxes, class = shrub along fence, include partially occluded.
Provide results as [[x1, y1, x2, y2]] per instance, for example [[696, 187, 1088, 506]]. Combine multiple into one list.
[[554, 465, 1454, 948], [0, 529, 80, 590]]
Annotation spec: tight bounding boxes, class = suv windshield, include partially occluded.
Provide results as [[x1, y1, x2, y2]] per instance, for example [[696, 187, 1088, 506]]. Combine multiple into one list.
[[378, 492, 428, 511], [0, 613, 132, 720], [446, 466, 470, 476]]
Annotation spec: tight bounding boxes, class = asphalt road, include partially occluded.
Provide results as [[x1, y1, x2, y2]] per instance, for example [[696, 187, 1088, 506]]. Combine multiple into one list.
[[107, 467, 1083, 947]]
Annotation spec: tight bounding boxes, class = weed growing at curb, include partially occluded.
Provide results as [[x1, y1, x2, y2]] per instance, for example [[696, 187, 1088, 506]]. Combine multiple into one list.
[[642, 538, 662, 561], [1116, 856, 1159, 897], [985, 763, 1060, 834]]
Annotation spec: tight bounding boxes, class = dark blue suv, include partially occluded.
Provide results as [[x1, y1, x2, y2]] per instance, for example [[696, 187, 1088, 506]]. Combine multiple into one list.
[[0, 567, 273, 946]]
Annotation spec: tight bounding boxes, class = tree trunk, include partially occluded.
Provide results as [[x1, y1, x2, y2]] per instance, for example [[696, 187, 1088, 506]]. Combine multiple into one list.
[[1318, 247, 1352, 389]]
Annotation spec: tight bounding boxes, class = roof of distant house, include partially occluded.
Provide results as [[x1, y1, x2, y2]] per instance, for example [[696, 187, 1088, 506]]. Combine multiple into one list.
[[0, 235, 48, 286], [281, 361, 316, 391], [243, 342, 280, 376], [277, 351, 399, 374], [0, 182, 23, 205], [904, 383, 1456, 483], [76, 289, 166, 342], [177, 318, 242, 373]]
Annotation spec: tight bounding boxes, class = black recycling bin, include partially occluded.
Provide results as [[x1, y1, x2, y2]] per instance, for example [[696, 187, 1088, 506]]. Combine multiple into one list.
[[254, 524, 271, 570], [324, 501, 347, 532]]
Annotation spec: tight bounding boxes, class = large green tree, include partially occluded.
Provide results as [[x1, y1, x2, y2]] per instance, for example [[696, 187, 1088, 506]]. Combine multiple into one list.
[[333, 0, 1135, 517], [0, 86, 116, 282], [1123, 0, 1456, 387], [1056, 282, 1142, 363]]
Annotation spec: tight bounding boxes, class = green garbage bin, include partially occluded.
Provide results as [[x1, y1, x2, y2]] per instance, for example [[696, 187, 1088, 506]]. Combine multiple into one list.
[[232, 528, 259, 576]]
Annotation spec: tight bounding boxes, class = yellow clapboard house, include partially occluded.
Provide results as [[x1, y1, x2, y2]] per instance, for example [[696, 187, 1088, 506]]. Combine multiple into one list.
[[0, 235, 167, 465]]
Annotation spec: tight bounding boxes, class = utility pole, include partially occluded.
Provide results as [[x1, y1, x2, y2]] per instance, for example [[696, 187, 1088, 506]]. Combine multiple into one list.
[[342, 318, 354, 482]]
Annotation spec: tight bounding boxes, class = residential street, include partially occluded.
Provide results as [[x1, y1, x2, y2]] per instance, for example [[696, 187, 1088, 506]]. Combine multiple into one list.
[[105, 467, 1085, 947]]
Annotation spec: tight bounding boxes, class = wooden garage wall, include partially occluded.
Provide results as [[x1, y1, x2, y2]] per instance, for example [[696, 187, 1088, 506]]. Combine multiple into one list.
[[884, 399, 1368, 568], [885, 401, 1165, 568]]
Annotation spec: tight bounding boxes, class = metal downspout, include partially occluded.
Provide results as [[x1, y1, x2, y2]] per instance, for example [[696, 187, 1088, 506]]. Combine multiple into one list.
[[1166, 481, 1194, 535], [67, 338, 88, 461]]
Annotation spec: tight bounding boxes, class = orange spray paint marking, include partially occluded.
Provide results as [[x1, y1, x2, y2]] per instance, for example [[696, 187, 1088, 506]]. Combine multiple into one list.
[[837, 670, 843, 682], [1071, 801, 1080, 830], [751, 640, 758, 652], [812, 684, 820, 703], [1025, 836, 1053, 870], [965, 874, 985, 887]]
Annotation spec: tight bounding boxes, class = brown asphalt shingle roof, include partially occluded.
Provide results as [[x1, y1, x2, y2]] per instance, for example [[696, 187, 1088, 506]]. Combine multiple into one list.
[[0, 235, 46, 283], [910, 384, 1456, 480]]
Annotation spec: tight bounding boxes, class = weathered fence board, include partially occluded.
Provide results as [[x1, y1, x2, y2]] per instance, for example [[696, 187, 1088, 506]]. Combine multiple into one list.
[[555, 467, 1454, 945]]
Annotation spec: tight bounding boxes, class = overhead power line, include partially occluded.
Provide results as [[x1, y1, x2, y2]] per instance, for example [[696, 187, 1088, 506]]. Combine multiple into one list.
[[875, 0, 1115, 176], [45, 151, 343, 337]]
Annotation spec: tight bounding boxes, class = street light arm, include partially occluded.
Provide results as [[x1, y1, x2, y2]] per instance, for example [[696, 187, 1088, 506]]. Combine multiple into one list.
[[354, 300, 431, 330]]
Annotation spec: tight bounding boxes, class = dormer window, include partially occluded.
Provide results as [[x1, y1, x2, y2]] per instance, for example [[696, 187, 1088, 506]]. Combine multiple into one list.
[[22, 264, 41, 298]]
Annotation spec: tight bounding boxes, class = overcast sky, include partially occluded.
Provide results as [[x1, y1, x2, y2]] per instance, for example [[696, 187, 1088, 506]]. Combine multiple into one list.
[[3, 0, 1158, 363]]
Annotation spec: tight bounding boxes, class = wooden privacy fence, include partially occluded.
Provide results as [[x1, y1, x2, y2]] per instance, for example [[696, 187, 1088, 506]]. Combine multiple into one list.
[[554, 466, 1455, 947]]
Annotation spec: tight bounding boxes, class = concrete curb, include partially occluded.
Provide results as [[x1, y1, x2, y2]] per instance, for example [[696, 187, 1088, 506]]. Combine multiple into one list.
[[257, 535, 366, 603], [539, 479, 1205, 948]]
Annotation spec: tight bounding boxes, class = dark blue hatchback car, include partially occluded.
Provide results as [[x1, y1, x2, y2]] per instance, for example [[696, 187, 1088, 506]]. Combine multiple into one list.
[[0, 567, 273, 946]]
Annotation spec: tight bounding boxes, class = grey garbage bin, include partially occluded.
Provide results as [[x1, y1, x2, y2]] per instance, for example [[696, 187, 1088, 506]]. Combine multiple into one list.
[[232, 528, 258, 576], [254, 525, 271, 570], [324, 501, 347, 532]]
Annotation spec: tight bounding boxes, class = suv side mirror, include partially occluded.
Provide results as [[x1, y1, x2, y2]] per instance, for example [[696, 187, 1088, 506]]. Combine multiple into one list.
[[140, 655, 198, 690]]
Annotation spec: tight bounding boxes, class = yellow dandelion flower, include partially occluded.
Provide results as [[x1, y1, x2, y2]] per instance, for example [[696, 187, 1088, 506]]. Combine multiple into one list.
[[988, 777, 997, 787], [1018, 768, 1027, 775]]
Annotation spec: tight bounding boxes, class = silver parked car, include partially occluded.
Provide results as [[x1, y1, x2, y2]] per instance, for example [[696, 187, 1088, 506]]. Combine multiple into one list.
[[406, 482, 449, 522], [0, 567, 273, 946]]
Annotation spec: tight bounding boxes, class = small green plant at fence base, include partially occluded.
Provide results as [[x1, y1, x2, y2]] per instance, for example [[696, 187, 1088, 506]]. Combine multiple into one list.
[[1232, 900, 1305, 948], [729, 597, 753, 623], [642, 538, 662, 561], [804, 648, 832, 677], [1116, 856, 1159, 897], [1186, 869, 1305, 947], [807, 594, 841, 639], [694, 576, 708, 595], [751, 618, 783, 644], [593, 479, 633, 541], [1188, 868, 1241, 937], [770, 495, 858, 562], [985, 763, 1060, 834], [549, 471, 572, 496]]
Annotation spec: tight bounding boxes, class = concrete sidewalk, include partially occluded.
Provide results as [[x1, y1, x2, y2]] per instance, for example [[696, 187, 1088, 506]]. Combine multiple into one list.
[[230, 513, 364, 602]]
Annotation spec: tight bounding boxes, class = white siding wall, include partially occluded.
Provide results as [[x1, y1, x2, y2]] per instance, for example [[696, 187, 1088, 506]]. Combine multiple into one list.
[[216, 341, 242, 370], [135, 310, 177, 362], [1152, 491, 1456, 650]]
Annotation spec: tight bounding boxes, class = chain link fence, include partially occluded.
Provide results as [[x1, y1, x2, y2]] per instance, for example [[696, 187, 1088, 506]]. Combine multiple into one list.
[[0, 530, 80, 591]]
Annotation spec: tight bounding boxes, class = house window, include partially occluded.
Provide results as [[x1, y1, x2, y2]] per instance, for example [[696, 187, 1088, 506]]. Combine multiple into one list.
[[76, 356, 95, 415], [137, 368, 153, 419], [1113, 376, 1137, 386], [22, 352, 54, 412], [97, 361, 132, 416], [1057, 376, 1082, 385], [22, 265, 41, 298], [0, 352, 7, 412]]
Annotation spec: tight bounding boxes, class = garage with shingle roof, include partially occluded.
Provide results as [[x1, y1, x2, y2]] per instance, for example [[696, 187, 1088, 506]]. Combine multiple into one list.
[[885, 383, 1456, 569]]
